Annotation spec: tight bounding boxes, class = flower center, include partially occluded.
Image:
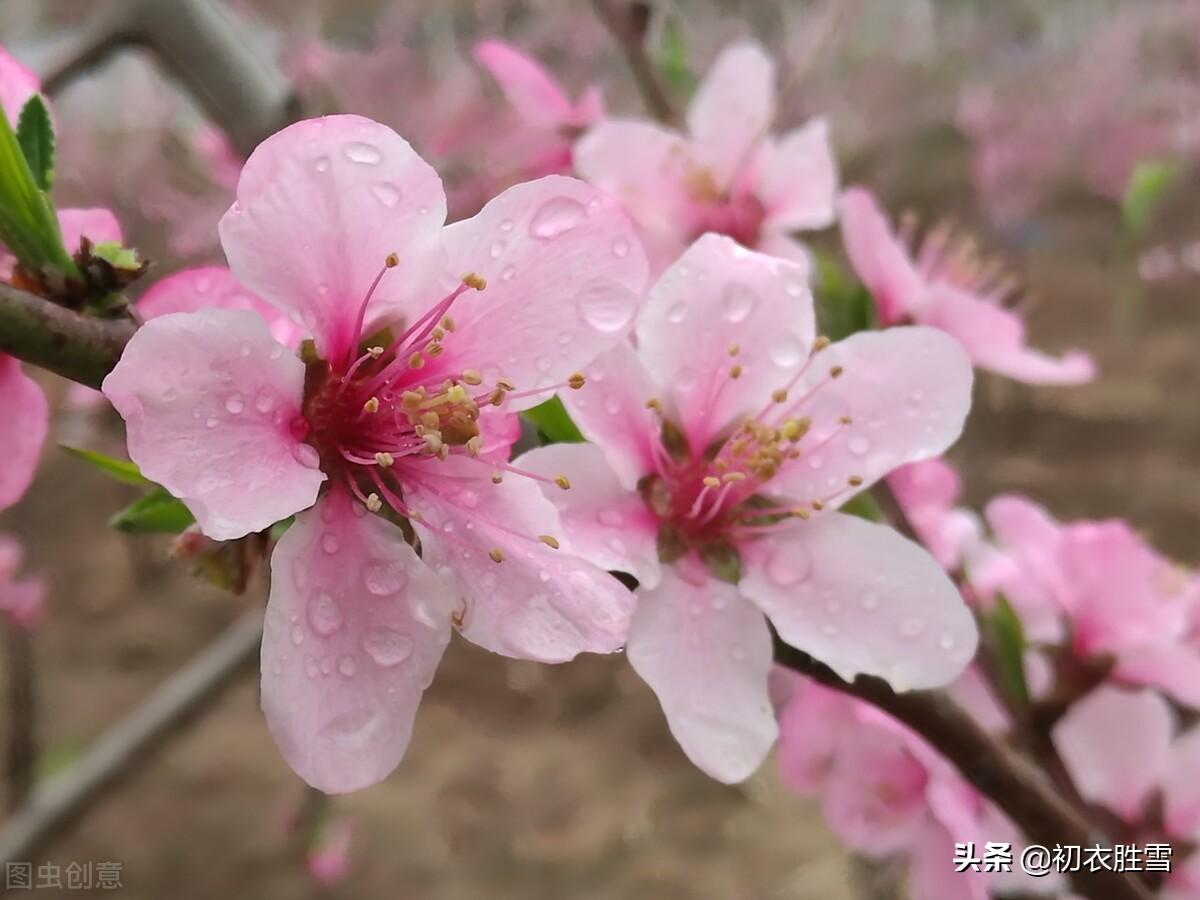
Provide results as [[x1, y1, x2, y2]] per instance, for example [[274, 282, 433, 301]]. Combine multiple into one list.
[[683, 166, 767, 248]]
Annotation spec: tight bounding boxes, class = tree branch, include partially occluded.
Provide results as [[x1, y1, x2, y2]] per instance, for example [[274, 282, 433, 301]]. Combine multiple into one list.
[[773, 639, 1154, 900], [588, 0, 678, 125], [0, 283, 134, 390]]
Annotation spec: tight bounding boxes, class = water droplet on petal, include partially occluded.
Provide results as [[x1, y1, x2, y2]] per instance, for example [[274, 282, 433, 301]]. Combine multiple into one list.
[[938, 631, 956, 650], [611, 238, 629, 258], [319, 708, 382, 747], [363, 628, 414, 667], [293, 444, 321, 469], [304, 656, 319, 679], [722, 283, 756, 323], [597, 508, 624, 527], [667, 303, 688, 324], [769, 336, 805, 368], [337, 654, 357, 677], [255, 390, 276, 414], [766, 545, 810, 587], [371, 182, 402, 207], [313, 156, 330, 173], [848, 436, 870, 455], [343, 141, 382, 164], [321, 533, 340, 555], [576, 281, 638, 333], [500, 264, 516, 281], [205, 417, 219, 428], [290, 625, 304, 646], [499, 218, 514, 233], [308, 592, 344, 636], [603, 394, 621, 415], [489, 239, 506, 259], [224, 393, 245, 415], [364, 560, 407, 596], [530, 197, 587, 239]]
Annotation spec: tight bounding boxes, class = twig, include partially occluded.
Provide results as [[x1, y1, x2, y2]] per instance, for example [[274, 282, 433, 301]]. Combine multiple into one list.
[[773, 639, 1154, 900], [0, 283, 134, 390], [0, 609, 263, 865], [4, 623, 36, 811], [588, 0, 678, 125]]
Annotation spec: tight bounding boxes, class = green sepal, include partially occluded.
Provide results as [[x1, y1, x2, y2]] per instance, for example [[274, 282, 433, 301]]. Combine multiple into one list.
[[110, 487, 196, 534], [62, 446, 151, 487], [523, 396, 585, 444], [16, 95, 54, 191]]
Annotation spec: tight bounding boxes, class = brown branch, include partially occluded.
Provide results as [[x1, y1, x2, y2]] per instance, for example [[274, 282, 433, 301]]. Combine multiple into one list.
[[0, 283, 135, 390], [5, 623, 37, 810], [588, 0, 678, 125], [773, 639, 1154, 900]]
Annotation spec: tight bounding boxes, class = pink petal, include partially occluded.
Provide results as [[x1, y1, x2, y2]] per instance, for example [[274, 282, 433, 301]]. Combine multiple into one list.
[[1117, 644, 1200, 709], [435, 175, 647, 407], [907, 821, 992, 900], [775, 676, 852, 792], [473, 40, 575, 128], [559, 342, 661, 488], [0, 356, 48, 512], [686, 42, 776, 189], [261, 489, 452, 793], [980, 494, 1067, 612], [838, 187, 924, 325], [102, 309, 324, 540], [0, 46, 39, 128], [516, 442, 661, 588], [404, 463, 635, 661], [753, 231, 814, 271], [758, 118, 838, 231], [57, 208, 123, 252], [766, 327, 973, 506], [635, 233, 814, 449], [740, 513, 978, 690], [138, 266, 303, 348], [1052, 685, 1174, 821], [924, 285, 1096, 384], [1164, 726, 1200, 840], [0, 536, 45, 631], [626, 567, 777, 782], [219, 115, 447, 364]]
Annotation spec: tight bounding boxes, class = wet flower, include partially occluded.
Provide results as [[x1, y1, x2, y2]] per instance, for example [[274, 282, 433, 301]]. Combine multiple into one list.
[[517, 233, 977, 782], [575, 41, 838, 274], [0, 536, 44, 630], [103, 114, 648, 792], [839, 187, 1096, 384]]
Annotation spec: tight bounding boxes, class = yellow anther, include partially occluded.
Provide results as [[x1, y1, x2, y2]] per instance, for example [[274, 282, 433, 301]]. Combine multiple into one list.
[[812, 500, 825, 511], [367, 346, 384, 358], [568, 372, 586, 390], [830, 365, 844, 378], [420, 411, 440, 429], [839, 415, 853, 425], [703, 476, 721, 488], [813, 336, 831, 352], [466, 436, 482, 457], [848, 475, 864, 487], [497, 377, 516, 392], [365, 493, 382, 513], [401, 390, 424, 408], [423, 433, 444, 455], [538, 534, 560, 550], [488, 548, 506, 563], [554, 475, 571, 490], [463, 272, 487, 291], [428, 342, 444, 357], [447, 384, 468, 403], [462, 369, 483, 386], [796, 507, 811, 520], [374, 451, 394, 468], [772, 388, 788, 403], [730, 364, 743, 379], [432, 327, 446, 342], [491, 471, 504, 484], [409, 352, 425, 369], [781, 417, 812, 442], [442, 316, 456, 332], [363, 397, 380, 414], [728, 343, 741, 357], [722, 472, 746, 482], [385, 252, 400, 268], [489, 389, 506, 406], [645, 397, 663, 412]]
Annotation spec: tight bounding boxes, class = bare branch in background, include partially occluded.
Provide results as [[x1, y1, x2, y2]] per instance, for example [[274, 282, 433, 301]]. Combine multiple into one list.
[[5, 624, 37, 811], [588, 0, 678, 125]]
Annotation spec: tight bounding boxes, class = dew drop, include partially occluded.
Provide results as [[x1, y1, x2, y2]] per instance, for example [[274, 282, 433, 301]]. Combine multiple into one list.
[[576, 281, 638, 333], [293, 444, 321, 469], [363, 628, 414, 667], [611, 238, 630, 258], [938, 631, 956, 651], [370, 182, 402, 207], [603, 394, 621, 415], [529, 196, 587, 239], [313, 155, 330, 173], [304, 656, 319, 679], [597, 508, 624, 527], [205, 417, 219, 428], [255, 390, 276, 414], [489, 239, 506, 259], [848, 436, 870, 456], [290, 625, 304, 646], [722, 283, 756, 323], [337, 654, 357, 677], [319, 708, 382, 746], [499, 218, 514, 233], [666, 303, 688, 324], [321, 532, 340, 555], [500, 264, 516, 281], [224, 393, 245, 415], [343, 141, 382, 164], [769, 336, 805, 368], [307, 592, 344, 636], [766, 545, 811, 587], [364, 561, 407, 596]]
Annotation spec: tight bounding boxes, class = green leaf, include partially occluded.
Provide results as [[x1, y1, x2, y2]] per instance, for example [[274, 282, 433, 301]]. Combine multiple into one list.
[[984, 593, 1029, 706], [523, 396, 585, 444], [110, 487, 196, 534], [90, 241, 141, 271], [0, 96, 77, 280], [16, 95, 54, 191], [813, 251, 876, 340], [657, 18, 695, 95], [1122, 160, 1178, 236], [62, 446, 151, 487], [840, 491, 885, 522]]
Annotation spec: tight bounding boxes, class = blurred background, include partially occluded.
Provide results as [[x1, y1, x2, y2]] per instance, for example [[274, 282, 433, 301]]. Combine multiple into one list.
[[1, 0, 1198, 896]]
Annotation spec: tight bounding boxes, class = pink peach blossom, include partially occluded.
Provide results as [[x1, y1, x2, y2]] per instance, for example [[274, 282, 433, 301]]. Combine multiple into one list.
[[839, 187, 1095, 385], [575, 41, 837, 274], [473, 39, 603, 178], [518, 233, 976, 782], [103, 114, 648, 792], [887, 457, 983, 571], [0, 536, 44, 631]]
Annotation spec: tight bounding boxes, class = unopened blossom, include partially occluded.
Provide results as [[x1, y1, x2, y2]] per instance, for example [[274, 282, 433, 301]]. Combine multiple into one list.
[[0, 44, 123, 510], [976, 495, 1200, 708], [575, 41, 838, 274], [103, 114, 648, 792], [517, 233, 977, 782], [0, 536, 44, 630], [473, 39, 603, 178], [307, 817, 353, 886], [840, 187, 1096, 385]]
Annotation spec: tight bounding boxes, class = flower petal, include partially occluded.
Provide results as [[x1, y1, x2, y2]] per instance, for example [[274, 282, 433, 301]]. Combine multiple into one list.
[[434, 175, 647, 405], [517, 442, 661, 588], [1164, 726, 1200, 840], [473, 40, 575, 128], [636, 233, 814, 449], [767, 327, 973, 506], [1052, 685, 1174, 821], [740, 513, 978, 690], [924, 285, 1096, 384], [686, 42, 776, 189], [839, 187, 924, 325], [102, 309, 324, 540], [758, 118, 838, 231], [404, 464, 635, 661], [219, 115, 446, 363], [626, 567, 777, 783], [1117, 645, 1200, 710], [138, 266, 303, 348], [262, 489, 452, 793], [57, 208, 123, 251], [0, 356, 48, 512], [558, 342, 661, 488]]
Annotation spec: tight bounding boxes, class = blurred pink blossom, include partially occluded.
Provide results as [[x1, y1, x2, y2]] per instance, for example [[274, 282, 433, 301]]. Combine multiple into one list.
[[0, 536, 45, 631]]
